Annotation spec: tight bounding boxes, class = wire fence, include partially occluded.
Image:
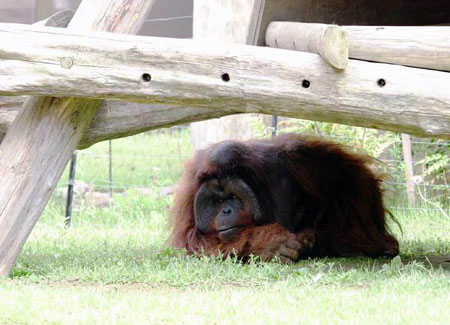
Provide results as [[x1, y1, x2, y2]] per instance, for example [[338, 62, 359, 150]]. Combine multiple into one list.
[[145, 15, 193, 22], [59, 124, 449, 222]]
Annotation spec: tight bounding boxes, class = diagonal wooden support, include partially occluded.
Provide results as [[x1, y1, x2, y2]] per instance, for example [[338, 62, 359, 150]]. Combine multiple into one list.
[[0, 0, 156, 277]]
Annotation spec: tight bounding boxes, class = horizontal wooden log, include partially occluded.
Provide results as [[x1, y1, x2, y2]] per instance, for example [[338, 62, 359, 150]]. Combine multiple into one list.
[[0, 10, 75, 141], [0, 23, 449, 139], [265, 22, 450, 72], [0, 97, 229, 148], [345, 25, 450, 71], [266, 22, 349, 69]]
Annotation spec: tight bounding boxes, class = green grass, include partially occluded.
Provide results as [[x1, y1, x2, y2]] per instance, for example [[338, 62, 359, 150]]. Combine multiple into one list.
[[1, 129, 449, 324], [69, 129, 191, 189]]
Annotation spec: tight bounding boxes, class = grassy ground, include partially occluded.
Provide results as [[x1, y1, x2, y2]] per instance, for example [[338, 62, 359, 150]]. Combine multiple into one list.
[[1, 130, 449, 324]]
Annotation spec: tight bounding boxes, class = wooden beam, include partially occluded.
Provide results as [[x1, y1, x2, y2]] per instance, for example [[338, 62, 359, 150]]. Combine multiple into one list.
[[265, 22, 450, 72], [0, 97, 228, 148], [256, 0, 303, 45], [0, 23, 449, 139], [0, 9, 213, 148], [81, 102, 227, 148], [35, 0, 53, 21], [191, 0, 265, 150], [0, 9, 74, 143], [346, 26, 450, 72], [266, 22, 349, 69], [190, 0, 306, 150], [0, 0, 155, 277]]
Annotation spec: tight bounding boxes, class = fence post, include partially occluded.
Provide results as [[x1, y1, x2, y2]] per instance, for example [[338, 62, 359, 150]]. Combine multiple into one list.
[[271, 116, 278, 137], [401, 133, 416, 206], [109, 140, 113, 198], [65, 151, 78, 227]]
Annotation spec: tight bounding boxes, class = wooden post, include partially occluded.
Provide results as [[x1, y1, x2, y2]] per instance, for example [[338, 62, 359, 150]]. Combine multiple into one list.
[[265, 22, 450, 72], [266, 22, 349, 69], [35, 0, 52, 21], [190, 0, 265, 150], [346, 26, 450, 72], [190, 0, 304, 149], [65, 151, 78, 228], [0, 0, 155, 277]]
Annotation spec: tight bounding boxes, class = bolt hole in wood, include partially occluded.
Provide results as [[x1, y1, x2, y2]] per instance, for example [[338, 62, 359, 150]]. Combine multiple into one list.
[[221, 73, 231, 82], [302, 79, 311, 88], [377, 78, 386, 87], [142, 73, 152, 82]]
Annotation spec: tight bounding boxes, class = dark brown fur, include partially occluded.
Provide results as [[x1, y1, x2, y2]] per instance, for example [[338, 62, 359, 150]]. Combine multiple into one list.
[[169, 133, 399, 262]]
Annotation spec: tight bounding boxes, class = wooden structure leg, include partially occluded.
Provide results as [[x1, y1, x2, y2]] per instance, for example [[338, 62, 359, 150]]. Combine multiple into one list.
[[190, 0, 303, 149], [190, 0, 264, 149], [0, 0, 155, 277]]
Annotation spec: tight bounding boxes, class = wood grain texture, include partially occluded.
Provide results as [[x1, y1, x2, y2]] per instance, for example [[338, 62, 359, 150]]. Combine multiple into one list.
[[257, 0, 303, 45], [193, 0, 264, 45], [266, 22, 349, 69], [0, 97, 228, 148], [266, 22, 450, 71], [191, 0, 265, 150], [0, 0, 156, 277], [345, 26, 450, 72], [0, 23, 449, 139]]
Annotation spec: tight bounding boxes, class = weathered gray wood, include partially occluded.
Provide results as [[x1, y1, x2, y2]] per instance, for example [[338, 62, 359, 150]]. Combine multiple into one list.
[[81, 102, 228, 148], [190, 0, 306, 149], [257, 0, 303, 45], [266, 22, 450, 71], [0, 97, 19, 140], [266, 22, 349, 69], [0, 10, 200, 148], [0, 97, 227, 148], [0, 23, 449, 139], [35, 0, 53, 21], [0, 0, 155, 277], [0, 99, 228, 148], [193, 0, 264, 45], [346, 26, 450, 72], [191, 0, 265, 150], [0, 10, 74, 142]]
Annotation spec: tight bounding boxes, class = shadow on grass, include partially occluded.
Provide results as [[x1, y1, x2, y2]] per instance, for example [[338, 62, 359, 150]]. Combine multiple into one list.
[[10, 241, 449, 284]]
